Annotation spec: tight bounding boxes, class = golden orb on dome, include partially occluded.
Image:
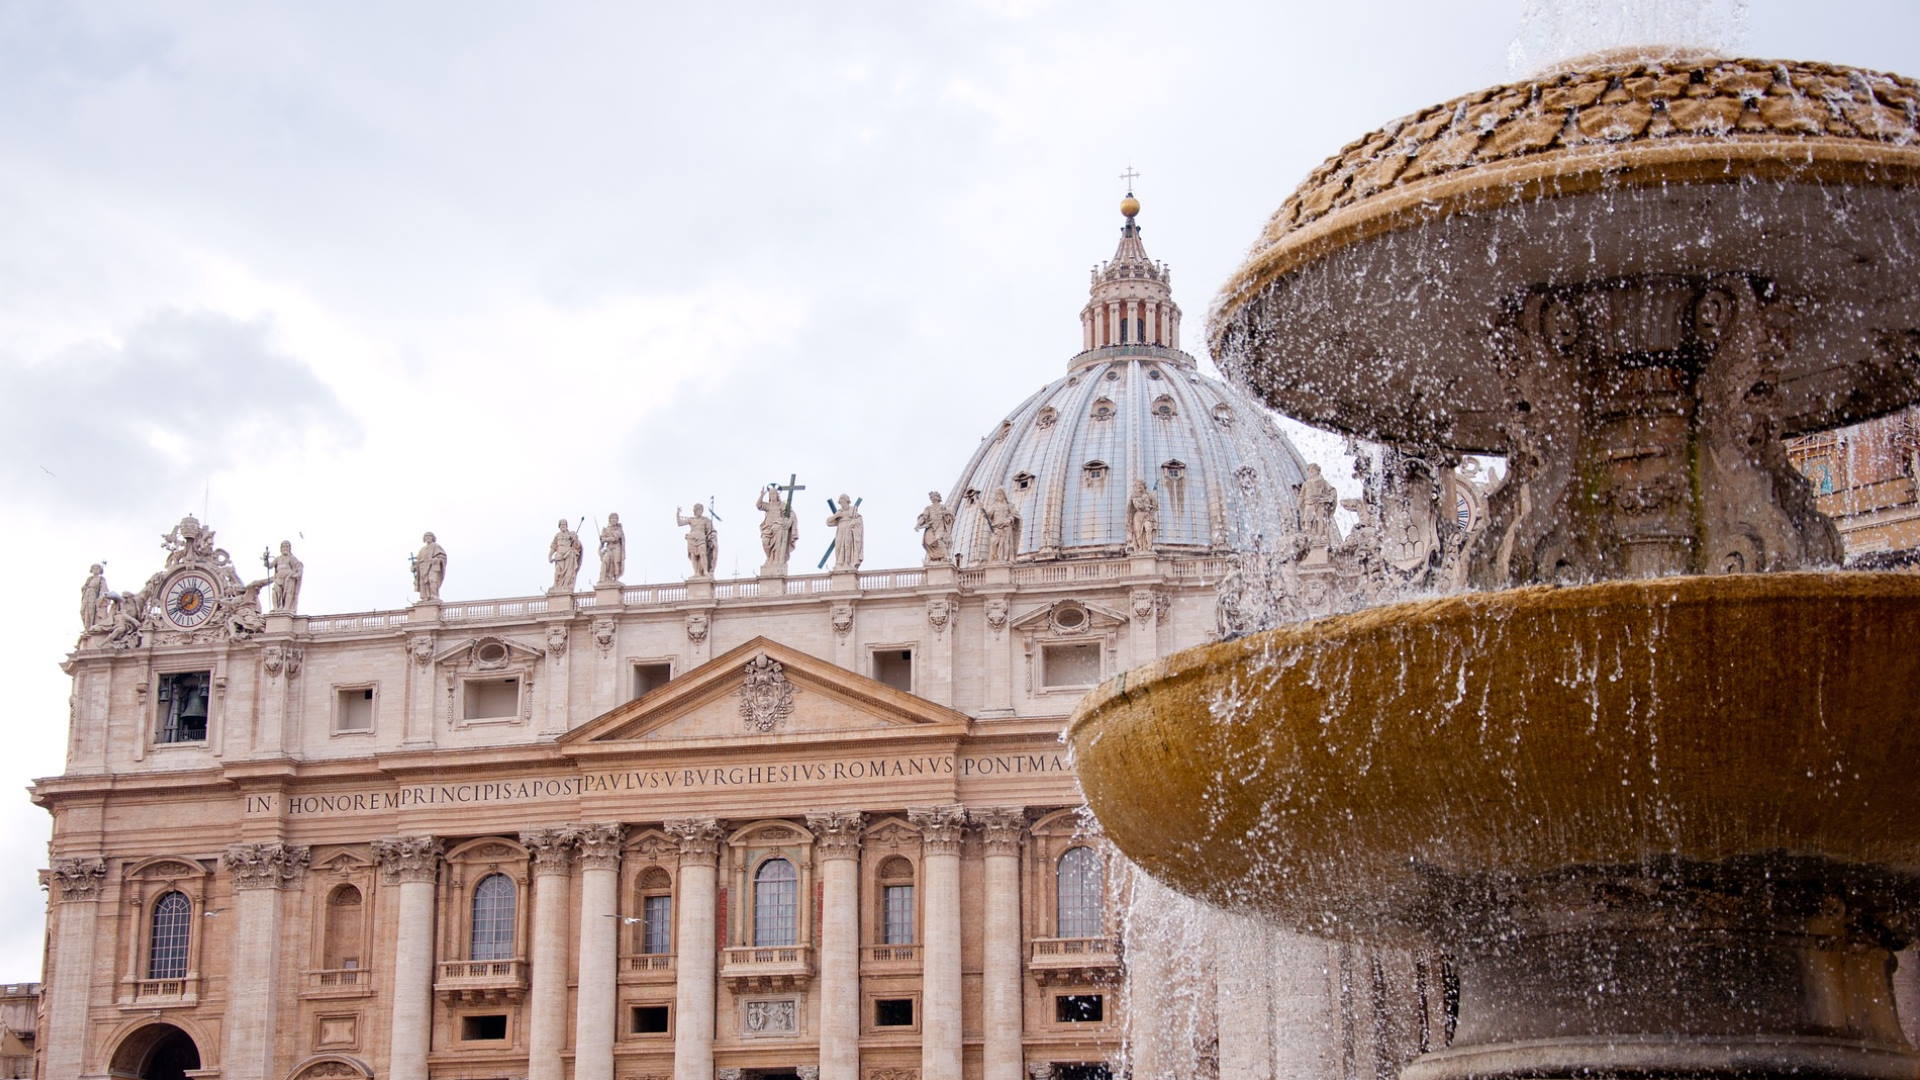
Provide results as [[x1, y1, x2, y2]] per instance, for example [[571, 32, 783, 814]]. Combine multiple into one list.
[[1120, 194, 1140, 218]]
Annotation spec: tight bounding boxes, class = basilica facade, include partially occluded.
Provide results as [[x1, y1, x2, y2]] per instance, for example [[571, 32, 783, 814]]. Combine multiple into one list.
[[34, 199, 1310, 1080]]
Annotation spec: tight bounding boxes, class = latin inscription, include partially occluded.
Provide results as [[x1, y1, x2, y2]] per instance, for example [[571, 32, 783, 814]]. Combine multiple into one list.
[[241, 751, 1070, 817]]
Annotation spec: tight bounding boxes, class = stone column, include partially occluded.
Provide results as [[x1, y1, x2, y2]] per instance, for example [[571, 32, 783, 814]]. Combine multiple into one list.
[[522, 827, 578, 1080], [910, 805, 967, 1080], [574, 823, 626, 1080], [373, 836, 443, 1080], [221, 842, 310, 1080], [43, 858, 105, 1079], [667, 818, 725, 1080], [808, 811, 865, 1080], [974, 809, 1027, 1080]]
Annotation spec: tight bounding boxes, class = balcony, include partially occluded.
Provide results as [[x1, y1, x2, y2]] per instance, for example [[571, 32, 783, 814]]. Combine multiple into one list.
[[303, 967, 374, 999], [1029, 937, 1122, 986], [720, 944, 814, 993], [861, 943, 922, 973], [118, 974, 199, 1009], [620, 953, 676, 984], [434, 958, 527, 1004]]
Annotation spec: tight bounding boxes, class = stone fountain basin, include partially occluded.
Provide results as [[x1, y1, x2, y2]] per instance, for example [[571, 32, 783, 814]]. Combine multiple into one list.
[[1067, 572, 1920, 942]]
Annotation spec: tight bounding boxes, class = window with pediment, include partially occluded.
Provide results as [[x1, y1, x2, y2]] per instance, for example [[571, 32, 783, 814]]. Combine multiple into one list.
[[637, 867, 673, 955], [441, 838, 530, 965], [754, 859, 798, 947], [119, 856, 213, 1004], [1056, 847, 1104, 938], [877, 856, 916, 945], [469, 874, 516, 960], [724, 820, 815, 953]]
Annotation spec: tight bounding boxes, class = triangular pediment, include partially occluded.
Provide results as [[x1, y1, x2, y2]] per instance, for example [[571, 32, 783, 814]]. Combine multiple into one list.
[[559, 636, 969, 745]]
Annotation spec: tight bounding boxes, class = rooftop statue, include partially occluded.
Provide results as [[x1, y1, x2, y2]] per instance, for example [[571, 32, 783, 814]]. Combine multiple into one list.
[[412, 532, 447, 602], [677, 504, 717, 579], [826, 494, 864, 572], [266, 541, 303, 614], [548, 519, 583, 594], [756, 486, 799, 575], [598, 513, 625, 585], [916, 491, 955, 566]]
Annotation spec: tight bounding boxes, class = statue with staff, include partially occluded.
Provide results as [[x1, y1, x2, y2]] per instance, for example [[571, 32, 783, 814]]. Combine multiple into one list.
[[677, 504, 718, 578], [757, 474, 804, 574], [598, 513, 626, 585], [549, 518, 584, 593]]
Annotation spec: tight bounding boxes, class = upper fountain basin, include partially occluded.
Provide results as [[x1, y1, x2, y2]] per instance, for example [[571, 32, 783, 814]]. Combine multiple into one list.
[[1066, 572, 1920, 941], [1208, 57, 1920, 452]]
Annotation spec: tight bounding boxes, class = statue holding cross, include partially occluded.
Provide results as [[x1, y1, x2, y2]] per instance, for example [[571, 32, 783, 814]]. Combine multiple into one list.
[[823, 494, 864, 572], [756, 475, 803, 575]]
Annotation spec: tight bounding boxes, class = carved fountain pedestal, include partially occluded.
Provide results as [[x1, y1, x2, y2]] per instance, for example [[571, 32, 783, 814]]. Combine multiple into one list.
[[1072, 53, 1920, 1080]]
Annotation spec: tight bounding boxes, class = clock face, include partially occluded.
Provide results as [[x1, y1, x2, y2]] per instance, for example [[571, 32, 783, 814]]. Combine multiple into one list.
[[165, 573, 218, 629]]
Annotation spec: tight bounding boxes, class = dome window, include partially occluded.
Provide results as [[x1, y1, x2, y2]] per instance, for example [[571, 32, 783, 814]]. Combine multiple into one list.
[[1036, 407, 1058, 430], [1151, 395, 1177, 419], [994, 420, 1013, 443], [1091, 398, 1116, 421], [1104, 368, 1122, 382], [1235, 466, 1259, 493], [1162, 460, 1187, 481], [1083, 460, 1109, 483], [963, 488, 982, 505], [1012, 471, 1036, 492], [1213, 403, 1235, 426], [1147, 366, 1164, 380]]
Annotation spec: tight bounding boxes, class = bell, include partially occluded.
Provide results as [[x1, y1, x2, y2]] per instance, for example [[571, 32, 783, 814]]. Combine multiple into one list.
[[177, 685, 208, 722]]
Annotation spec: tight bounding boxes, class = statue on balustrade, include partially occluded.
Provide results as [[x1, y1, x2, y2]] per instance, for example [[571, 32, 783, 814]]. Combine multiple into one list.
[[827, 494, 864, 571], [598, 513, 626, 584], [267, 540, 304, 613], [413, 532, 447, 602], [677, 504, 717, 578], [549, 519, 583, 593], [916, 491, 955, 565], [757, 486, 799, 574]]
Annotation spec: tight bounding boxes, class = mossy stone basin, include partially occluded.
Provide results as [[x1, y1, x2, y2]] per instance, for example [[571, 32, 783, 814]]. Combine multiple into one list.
[[1067, 572, 1920, 941]]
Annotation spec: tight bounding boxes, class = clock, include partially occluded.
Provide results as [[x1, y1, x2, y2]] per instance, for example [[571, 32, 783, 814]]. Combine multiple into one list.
[[164, 573, 219, 629]]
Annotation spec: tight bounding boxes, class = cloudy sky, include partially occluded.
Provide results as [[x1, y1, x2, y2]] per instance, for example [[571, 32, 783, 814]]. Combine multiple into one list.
[[1, 0, 1915, 976]]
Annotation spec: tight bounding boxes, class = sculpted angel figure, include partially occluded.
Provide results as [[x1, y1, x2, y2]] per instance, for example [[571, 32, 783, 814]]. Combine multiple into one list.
[[269, 541, 304, 613], [984, 487, 1022, 563], [756, 486, 799, 573], [826, 494, 864, 571], [598, 513, 626, 584], [916, 491, 955, 565], [414, 532, 447, 602], [549, 519, 583, 593], [1297, 463, 1342, 550], [1125, 479, 1160, 554], [677, 504, 717, 578]]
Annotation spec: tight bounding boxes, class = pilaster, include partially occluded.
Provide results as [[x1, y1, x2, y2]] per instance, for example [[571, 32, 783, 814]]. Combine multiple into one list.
[[222, 843, 310, 1080], [44, 858, 106, 1080]]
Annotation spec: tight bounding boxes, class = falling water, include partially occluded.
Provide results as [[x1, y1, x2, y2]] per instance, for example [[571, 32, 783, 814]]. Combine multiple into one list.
[[1506, 0, 1750, 78]]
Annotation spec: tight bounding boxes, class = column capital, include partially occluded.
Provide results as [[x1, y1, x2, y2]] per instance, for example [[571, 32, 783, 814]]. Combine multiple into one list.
[[223, 842, 311, 890], [970, 807, 1028, 856], [1028, 1064, 1055, 1080], [47, 857, 107, 903], [520, 827, 577, 876], [806, 810, 865, 860], [908, 804, 967, 855], [667, 817, 726, 866], [717, 1069, 744, 1080], [575, 822, 626, 871], [372, 835, 443, 885], [795, 1067, 820, 1080]]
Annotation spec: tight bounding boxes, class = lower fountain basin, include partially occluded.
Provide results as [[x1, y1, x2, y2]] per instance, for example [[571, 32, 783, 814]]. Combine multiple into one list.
[[1067, 572, 1920, 943]]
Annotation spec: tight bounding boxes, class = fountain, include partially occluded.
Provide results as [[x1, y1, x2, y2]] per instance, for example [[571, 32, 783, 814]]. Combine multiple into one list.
[[1071, 50, 1920, 1080]]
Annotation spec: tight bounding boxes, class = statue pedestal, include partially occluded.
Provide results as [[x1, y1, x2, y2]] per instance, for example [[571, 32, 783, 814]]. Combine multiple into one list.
[[1128, 554, 1160, 578], [594, 584, 623, 608], [759, 571, 790, 596], [409, 601, 440, 623], [925, 564, 957, 588], [545, 592, 575, 614], [830, 571, 859, 592], [264, 613, 294, 635], [980, 562, 1013, 588], [685, 578, 714, 603]]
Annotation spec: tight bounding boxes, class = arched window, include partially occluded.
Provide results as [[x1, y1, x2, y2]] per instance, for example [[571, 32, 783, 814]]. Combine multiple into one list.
[[323, 884, 364, 970], [1056, 847, 1103, 938], [877, 856, 916, 945], [148, 891, 191, 979], [637, 867, 673, 956], [469, 873, 516, 961], [754, 858, 797, 947]]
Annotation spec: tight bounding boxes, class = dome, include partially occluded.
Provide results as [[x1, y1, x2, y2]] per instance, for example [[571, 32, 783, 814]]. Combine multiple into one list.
[[946, 346, 1309, 563]]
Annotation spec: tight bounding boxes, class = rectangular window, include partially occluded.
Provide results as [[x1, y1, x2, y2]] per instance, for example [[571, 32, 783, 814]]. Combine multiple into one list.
[[1042, 643, 1102, 688], [462, 677, 519, 720], [632, 661, 673, 699], [461, 1014, 508, 1040], [882, 884, 915, 945], [335, 687, 374, 732], [1056, 994, 1105, 1023], [874, 998, 915, 1027], [631, 1004, 670, 1034], [873, 649, 913, 693], [642, 894, 672, 955], [156, 671, 211, 743]]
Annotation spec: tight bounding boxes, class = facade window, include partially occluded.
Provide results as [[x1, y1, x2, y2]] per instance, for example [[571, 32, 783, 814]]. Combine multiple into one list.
[[323, 884, 364, 969], [642, 893, 673, 955], [469, 873, 516, 960], [157, 671, 210, 743], [148, 891, 191, 979], [632, 662, 673, 699], [461, 1014, 508, 1040], [873, 649, 913, 693], [875, 997, 916, 1026], [883, 885, 916, 945], [1056, 846, 1103, 937], [632, 1004, 670, 1034], [1042, 643, 1103, 688], [753, 858, 798, 947], [335, 687, 374, 732], [1056, 994, 1106, 1023], [463, 677, 519, 720]]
